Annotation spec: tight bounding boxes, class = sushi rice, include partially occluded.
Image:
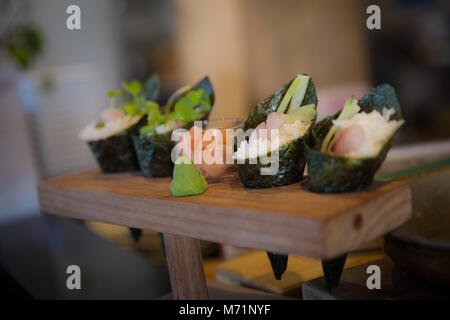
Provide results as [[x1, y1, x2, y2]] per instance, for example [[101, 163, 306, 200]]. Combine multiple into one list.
[[330, 107, 404, 158], [153, 120, 185, 135], [234, 119, 311, 160], [79, 115, 141, 142]]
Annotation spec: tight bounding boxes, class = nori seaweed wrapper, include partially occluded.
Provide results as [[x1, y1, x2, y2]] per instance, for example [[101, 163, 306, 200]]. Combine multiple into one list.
[[193, 76, 215, 106], [237, 76, 317, 280], [266, 252, 288, 280], [87, 75, 162, 174], [305, 84, 403, 193], [236, 138, 306, 188], [131, 132, 175, 178], [130, 116, 148, 135], [236, 75, 318, 188], [132, 76, 215, 178], [321, 253, 347, 290], [165, 76, 215, 114], [87, 123, 140, 173], [129, 227, 142, 242], [132, 112, 212, 178], [244, 76, 317, 131]]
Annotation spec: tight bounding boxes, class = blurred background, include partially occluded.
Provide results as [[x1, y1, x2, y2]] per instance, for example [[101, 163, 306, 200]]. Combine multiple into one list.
[[0, 0, 449, 299]]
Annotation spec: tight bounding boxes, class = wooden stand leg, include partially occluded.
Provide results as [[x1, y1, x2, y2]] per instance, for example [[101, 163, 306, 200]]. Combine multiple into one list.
[[321, 253, 347, 290], [163, 233, 209, 300]]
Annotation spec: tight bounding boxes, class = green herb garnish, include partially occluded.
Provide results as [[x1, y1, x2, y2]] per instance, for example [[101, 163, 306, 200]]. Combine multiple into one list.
[[122, 80, 142, 97], [121, 80, 145, 113], [142, 101, 160, 114], [121, 101, 139, 116], [138, 102, 164, 136], [119, 75, 161, 116], [139, 88, 211, 137], [107, 90, 124, 109], [174, 88, 210, 122]]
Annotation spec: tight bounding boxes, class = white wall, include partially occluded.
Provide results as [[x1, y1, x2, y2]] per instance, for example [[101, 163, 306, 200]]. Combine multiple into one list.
[[26, 0, 123, 178], [0, 0, 123, 223], [0, 62, 40, 224]]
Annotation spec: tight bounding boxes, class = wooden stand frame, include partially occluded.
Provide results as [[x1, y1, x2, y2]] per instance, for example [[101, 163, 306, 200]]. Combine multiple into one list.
[[163, 234, 209, 299], [37, 170, 412, 299]]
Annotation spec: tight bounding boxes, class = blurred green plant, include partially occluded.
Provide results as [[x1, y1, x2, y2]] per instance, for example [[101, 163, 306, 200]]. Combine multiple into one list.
[[6, 25, 43, 70]]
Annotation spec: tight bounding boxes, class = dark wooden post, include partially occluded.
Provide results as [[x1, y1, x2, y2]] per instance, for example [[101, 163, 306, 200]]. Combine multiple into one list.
[[163, 233, 209, 299]]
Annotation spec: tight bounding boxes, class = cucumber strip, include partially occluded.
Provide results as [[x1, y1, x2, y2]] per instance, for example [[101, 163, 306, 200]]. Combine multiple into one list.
[[338, 96, 360, 120], [277, 77, 302, 113], [288, 75, 310, 114], [320, 96, 360, 152], [287, 104, 316, 124]]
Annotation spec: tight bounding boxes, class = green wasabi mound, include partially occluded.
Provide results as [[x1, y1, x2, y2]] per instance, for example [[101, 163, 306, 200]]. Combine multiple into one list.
[[170, 156, 208, 197]]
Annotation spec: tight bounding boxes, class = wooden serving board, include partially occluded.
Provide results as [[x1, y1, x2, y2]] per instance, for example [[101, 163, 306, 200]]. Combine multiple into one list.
[[38, 169, 411, 259]]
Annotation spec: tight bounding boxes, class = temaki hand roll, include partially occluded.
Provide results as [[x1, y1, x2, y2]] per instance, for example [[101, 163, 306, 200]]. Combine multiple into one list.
[[305, 84, 404, 193], [79, 75, 161, 173], [234, 74, 318, 188], [132, 76, 215, 178], [234, 74, 317, 281]]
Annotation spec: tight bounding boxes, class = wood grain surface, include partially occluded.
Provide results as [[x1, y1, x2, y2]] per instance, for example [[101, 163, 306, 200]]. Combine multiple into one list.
[[38, 169, 412, 259], [163, 234, 208, 299]]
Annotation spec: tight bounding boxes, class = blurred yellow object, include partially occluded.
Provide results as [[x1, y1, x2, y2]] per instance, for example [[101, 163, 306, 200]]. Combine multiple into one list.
[[216, 250, 384, 297]]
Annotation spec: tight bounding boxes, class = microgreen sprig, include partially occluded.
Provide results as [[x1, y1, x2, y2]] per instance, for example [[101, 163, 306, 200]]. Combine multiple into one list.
[[107, 90, 124, 109]]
